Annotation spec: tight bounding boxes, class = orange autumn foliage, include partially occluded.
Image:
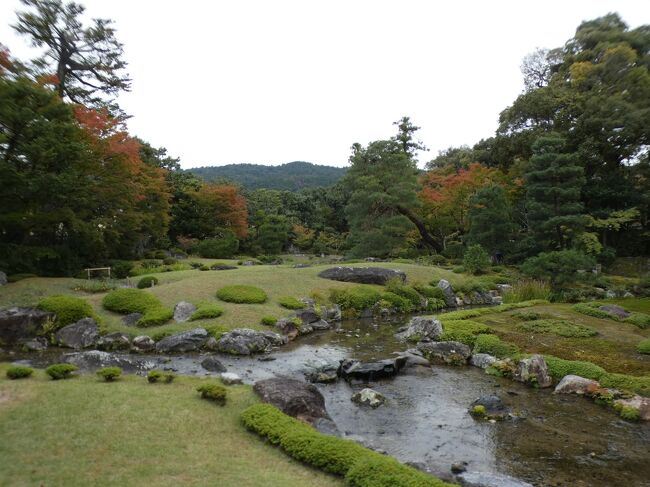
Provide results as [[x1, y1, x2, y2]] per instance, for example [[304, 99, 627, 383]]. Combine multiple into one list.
[[195, 183, 248, 238]]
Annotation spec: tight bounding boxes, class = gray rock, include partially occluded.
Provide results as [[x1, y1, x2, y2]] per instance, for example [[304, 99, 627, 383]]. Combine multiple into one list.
[[417, 340, 471, 365], [294, 308, 319, 323], [437, 280, 457, 307], [54, 318, 99, 349], [318, 266, 406, 285], [0, 307, 54, 344], [469, 395, 512, 420], [122, 313, 143, 327], [155, 328, 209, 353], [220, 372, 242, 385], [0, 271, 6, 286], [275, 317, 300, 340], [457, 471, 533, 487], [553, 375, 599, 395], [201, 355, 226, 372], [513, 354, 552, 388], [613, 396, 650, 421], [173, 301, 197, 322], [313, 418, 340, 437], [325, 305, 342, 321], [97, 332, 130, 351], [20, 337, 48, 352], [132, 335, 155, 352], [310, 319, 331, 331], [305, 361, 339, 383], [63, 350, 157, 372], [598, 304, 630, 319], [470, 353, 497, 369], [351, 388, 385, 408], [253, 377, 330, 423], [395, 316, 443, 342], [217, 328, 286, 355], [338, 357, 407, 382], [203, 336, 219, 351]]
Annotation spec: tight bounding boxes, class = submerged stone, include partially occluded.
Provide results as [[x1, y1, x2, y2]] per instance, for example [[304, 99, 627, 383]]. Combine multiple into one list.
[[417, 340, 471, 365], [351, 388, 385, 408]]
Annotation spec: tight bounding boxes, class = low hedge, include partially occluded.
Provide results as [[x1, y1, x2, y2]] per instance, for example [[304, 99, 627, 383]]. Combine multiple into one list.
[[37, 295, 97, 328], [542, 355, 606, 381], [440, 320, 491, 346], [278, 296, 304, 310], [216, 285, 267, 304], [572, 302, 615, 320], [329, 286, 382, 311], [137, 307, 173, 327], [190, 303, 224, 321], [260, 315, 278, 326], [385, 280, 422, 310], [102, 288, 162, 314], [379, 292, 412, 312], [137, 276, 159, 289], [96, 367, 122, 382], [240, 404, 453, 486], [6, 365, 34, 380], [45, 363, 78, 380]]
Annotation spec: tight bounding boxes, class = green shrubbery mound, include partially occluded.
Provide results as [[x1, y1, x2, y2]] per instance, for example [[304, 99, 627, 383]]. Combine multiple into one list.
[[516, 319, 597, 338], [137, 276, 159, 289], [37, 295, 97, 328], [45, 363, 78, 380], [137, 307, 174, 327], [440, 320, 491, 346], [473, 334, 519, 358], [6, 365, 34, 380], [638, 338, 650, 355], [197, 383, 227, 405], [260, 315, 278, 326], [329, 286, 382, 311], [216, 285, 267, 304], [278, 296, 304, 310], [190, 303, 224, 321], [102, 288, 162, 314], [96, 367, 122, 382]]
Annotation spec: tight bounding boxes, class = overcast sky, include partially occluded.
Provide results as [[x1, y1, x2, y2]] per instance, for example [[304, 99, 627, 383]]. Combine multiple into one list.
[[0, 1, 647, 169]]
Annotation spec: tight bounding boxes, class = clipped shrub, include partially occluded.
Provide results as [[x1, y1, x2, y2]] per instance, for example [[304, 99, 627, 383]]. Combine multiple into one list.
[[502, 280, 552, 303], [473, 334, 519, 358], [108, 260, 134, 279], [543, 355, 606, 381], [96, 367, 122, 382], [188, 261, 203, 269], [517, 319, 597, 338], [440, 320, 491, 346], [278, 296, 305, 310], [463, 244, 491, 275], [205, 324, 230, 339], [385, 279, 422, 310], [197, 383, 227, 405], [261, 315, 278, 326], [329, 286, 382, 311], [637, 338, 650, 355], [37, 295, 97, 328], [199, 264, 210, 271], [6, 365, 34, 380], [190, 303, 224, 321], [380, 292, 412, 312], [45, 363, 78, 380], [345, 453, 451, 487], [147, 369, 175, 383], [624, 313, 650, 329], [137, 276, 159, 289], [137, 307, 173, 327], [452, 266, 465, 274], [102, 288, 162, 314], [412, 284, 445, 301], [216, 285, 267, 304]]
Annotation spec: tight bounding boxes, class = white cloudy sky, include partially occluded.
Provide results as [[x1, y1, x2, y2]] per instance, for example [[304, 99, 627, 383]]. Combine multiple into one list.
[[0, 1, 647, 168]]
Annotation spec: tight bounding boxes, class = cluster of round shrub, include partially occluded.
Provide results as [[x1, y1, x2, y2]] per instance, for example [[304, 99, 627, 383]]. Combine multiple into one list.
[[137, 275, 159, 289], [189, 304, 224, 321], [37, 295, 98, 332], [196, 383, 227, 405], [102, 288, 173, 328], [216, 285, 267, 304]]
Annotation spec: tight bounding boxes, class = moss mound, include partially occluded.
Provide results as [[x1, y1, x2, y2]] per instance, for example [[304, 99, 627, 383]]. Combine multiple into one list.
[[216, 285, 268, 304]]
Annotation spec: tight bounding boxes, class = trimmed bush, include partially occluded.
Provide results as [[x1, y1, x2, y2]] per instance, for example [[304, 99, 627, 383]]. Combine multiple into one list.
[[102, 288, 162, 314], [542, 355, 606, 381], [440, 320, 491, 346], [379, 292, 412, 312], [197, 383, 227, 405], [516, 319, 597, 338], [240, 404, 453, 486], [147, 370, 175, 383], [473, 334, 519, 358], [137, 276, 159, 289], [385, 279, 422, 310], [96, 367, 122, 382], [205, 324, 230, 339], [216, 285, 267, 304], [37, 295, 96, 328], [261, 315, 278, 326], [278, 296, 305, 310], [637, 338, 650, 355], [108, 260, 134, 279], [45, 363, 78, 380], [412, 284, 445, 301], [463, 244, 491, 275], [624, 313, 650, 329], [137, 307, 173, 327], [190, 304, 224, 321], [329, 286, 382, 311], [6, 365, 34, 380]]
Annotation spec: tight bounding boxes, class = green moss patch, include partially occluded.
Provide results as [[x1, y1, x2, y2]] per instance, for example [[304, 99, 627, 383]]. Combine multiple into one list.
[[278, 296, 305, 310], [216, 285, 268, 304], [516, 319, 597, 338], [102, 288, 162, 314], [190, 303, 224, 321], [37, 295, 97, 328], [638, 338, 650, 354], [473, 334, 520, 358], [440, 320, 491, 346]]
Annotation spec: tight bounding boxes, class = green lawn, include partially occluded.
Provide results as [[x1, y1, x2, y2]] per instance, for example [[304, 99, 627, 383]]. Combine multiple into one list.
[[0, 366, 343, 487]]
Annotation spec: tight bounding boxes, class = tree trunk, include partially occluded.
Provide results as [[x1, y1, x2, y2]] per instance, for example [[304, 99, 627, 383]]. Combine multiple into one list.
[[396, 205, 442, 252]]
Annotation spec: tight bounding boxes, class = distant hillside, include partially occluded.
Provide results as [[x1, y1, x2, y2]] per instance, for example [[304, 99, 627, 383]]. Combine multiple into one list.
[[188, 161, 347, 191]]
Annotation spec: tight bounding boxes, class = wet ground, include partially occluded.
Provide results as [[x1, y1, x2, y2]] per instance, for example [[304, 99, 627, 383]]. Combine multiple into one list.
[[4, 316, 650, 487]]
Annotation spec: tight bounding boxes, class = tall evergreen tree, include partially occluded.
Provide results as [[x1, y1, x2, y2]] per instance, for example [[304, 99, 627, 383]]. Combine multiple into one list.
[[525, 134, 586, 250], [466, 184, 514, 256]]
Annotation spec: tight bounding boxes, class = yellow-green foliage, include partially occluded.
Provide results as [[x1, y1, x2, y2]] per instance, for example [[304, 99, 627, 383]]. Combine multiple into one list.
[[240, 404, 453, 486], [638, 338, 650, 354], [543, 355, 606, 381], [385, 279, 422, 310], [6, 365, 34, 380], [438, 300, 549, 321], [502, 279, 551, 303], [217, 285, 268, 304], [599, 373, 650, 397], [137, 307, 173, 327], [619, 406, 641, 422], [278, 296, 304, 310], [261, 315, 278, 326], [624, 313, 650, 329], [379, 292, 412, 312], [516, 319, 597, 338], [147, 370, 175, 383], [189, 303, 224, 321], [37, 295, 97, 328], [473, 334, 519, 358], [45, 363, 78, 380], [440, 320, 491, 346], [329, 286, 382, 311], [96, 367, 122, 382], [197, 383, 227, 405], [572, 302, 615, 319], [102, 288, 162, 314]]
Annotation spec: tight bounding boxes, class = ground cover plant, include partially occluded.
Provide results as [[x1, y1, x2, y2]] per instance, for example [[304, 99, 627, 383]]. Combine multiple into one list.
[[217, 285, 268, 304], [37, 295, 97, 328]]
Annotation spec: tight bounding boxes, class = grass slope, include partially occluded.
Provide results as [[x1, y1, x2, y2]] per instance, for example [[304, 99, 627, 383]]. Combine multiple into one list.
[[0, 367, 342, 487]]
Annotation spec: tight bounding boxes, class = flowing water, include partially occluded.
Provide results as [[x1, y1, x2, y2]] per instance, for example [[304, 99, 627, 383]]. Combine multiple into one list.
[[5, 316, 650, 487]]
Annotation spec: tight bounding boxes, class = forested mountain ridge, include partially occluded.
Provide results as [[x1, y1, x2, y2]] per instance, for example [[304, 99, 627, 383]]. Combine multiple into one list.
[[188, 161, 347, 191]]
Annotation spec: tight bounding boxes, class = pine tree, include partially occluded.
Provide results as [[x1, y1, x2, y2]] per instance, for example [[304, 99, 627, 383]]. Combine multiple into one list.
[[466, 184, 514, 256]]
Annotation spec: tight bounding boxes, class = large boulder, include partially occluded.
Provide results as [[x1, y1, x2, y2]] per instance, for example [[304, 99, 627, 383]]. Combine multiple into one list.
[[63, 350, 156, 372], [318, 267, 406, 285], [132, 335, 155, 352], [437, 280, 457, 308], [417, 340, 471, 365], [217, 328, 286, 355], [97, 332, 130, 351], [598, 304, 630, 319], [338, 357, 407, 382], [469, 395, 512, 421], [0, 271, 7, 286], [553, 375, 599, 395], [513, 354, 552, 388], [351, 388, 385, 408], [155, 328, 209, 353], [173, 301, 197, 322], [54, 318, 99, 349], [201, 355, 226, 372], [0, 307, 54, 344], [253, 377, 331, 423], [395, 316, 442, 342]]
